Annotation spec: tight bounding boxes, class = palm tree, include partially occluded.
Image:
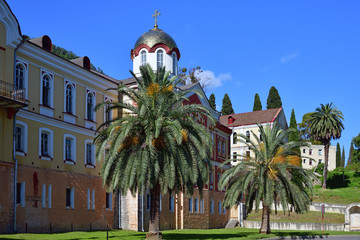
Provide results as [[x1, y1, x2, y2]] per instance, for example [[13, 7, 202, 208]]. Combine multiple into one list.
[[219, 123, 313, 234], [94, 64, 213, 239], [308, 103, 344, 188]]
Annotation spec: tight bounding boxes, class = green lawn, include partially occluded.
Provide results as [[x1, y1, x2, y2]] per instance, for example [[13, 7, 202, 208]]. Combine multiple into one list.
[[312, 186, 360, 204], [1, 228, 360, 240], [246, 210, 344, 223]]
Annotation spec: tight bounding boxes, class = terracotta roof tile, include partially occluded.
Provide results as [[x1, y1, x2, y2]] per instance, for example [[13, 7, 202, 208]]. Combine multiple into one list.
[[219, 108, 282, 127]]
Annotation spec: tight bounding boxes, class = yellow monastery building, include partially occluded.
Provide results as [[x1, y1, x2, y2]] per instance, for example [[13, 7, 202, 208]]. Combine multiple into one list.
[[0, 0, 232, 233]]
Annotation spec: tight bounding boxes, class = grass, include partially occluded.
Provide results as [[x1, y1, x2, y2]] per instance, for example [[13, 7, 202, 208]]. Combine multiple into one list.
[[246, 210, 344, 223], [1, 228, 360, 240], [312, 185, 360, 204]]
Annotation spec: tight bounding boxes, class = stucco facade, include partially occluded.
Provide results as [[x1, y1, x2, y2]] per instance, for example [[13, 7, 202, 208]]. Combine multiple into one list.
[[300, 144, 336, 171]]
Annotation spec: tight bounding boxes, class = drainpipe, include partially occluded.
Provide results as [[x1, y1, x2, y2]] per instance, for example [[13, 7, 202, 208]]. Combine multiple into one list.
[[13, 36, 26, 233]]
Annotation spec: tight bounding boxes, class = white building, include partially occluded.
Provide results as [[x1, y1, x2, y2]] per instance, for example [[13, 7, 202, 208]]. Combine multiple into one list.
[[300, 144, 336, 171]]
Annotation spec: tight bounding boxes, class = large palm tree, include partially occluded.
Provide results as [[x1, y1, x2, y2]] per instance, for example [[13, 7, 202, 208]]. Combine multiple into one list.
[[219, 123, 313, 234], [308, 103, 344, 188], [94, 64, 213, 239]]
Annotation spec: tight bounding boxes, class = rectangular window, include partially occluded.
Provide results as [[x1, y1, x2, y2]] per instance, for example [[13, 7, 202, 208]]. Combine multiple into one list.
[[159, 194, 162, 212], [106, 192, 112, 210], [15, 126, 23, 151], [309, 149, 313, 155], [318, 149, 323, 156], [42, 184, 46, 208], [222, 142, 225, 154], [319, 159, 322, 164], [146, 194, 151, 210], [218, 201, 222, 214], [41, 132, 49, 156], [309, 159, 312, 165], [246, 151, 250, 160], [194, 198, 199, 213], [86, 143, 93, 165], [87, 189, 90, 210], [16, 182, 25, 207], [233, 152, 237, 160], [189, 198, 193, 213], [42, 77, 50, 107], [48, 184, 52, 208], [65, 138, 73, 161], [169, 195, 174, 212], [303, 159, 306, 163], [66, 187, 74, 209], [303, 149, 306, 154], [210, 199, 214, 214], [223, 206, 226, 214], [92, 189, 95, 210], [200, 199, 204, 214], [209, 171, 213, 185]]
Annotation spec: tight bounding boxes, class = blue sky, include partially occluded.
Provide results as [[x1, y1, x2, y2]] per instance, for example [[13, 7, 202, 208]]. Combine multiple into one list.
[[8, 0, 360, 163]]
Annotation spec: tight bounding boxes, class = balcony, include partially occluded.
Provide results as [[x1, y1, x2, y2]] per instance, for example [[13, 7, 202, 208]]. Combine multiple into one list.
[[0, 80, 28, 108]]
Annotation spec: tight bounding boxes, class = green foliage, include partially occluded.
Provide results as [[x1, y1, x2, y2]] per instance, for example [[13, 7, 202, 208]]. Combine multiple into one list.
[[221, 93, 234, 115], [351, 133, 360, 164], [253, 93, 262, 111], [266, 86, 282, 109], [298, 113, 321, 144], [51, 44, 105, 74], [341, 146, 345, 168], [308, 103, 344, 188], [289, 109, 299, 142], [348, 144, 354, 166], [326, 171, 350, 189], [314, 163, 324, 175], [346, 162, 360, 172], [94, 64, 213, 197], [336, 143, 341, 168], [219, 122, 313, 233], [209, 93, 216, 110]]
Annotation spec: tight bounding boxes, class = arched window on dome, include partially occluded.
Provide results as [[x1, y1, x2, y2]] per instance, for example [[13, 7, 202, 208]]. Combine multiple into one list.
[[172, 53, 177, 75], [141, 50, 146, 66], [157, 50, 164, 70]]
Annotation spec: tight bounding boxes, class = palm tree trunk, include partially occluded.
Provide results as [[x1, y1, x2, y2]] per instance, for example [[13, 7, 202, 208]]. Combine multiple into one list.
[[260, 205, 271, 234], [146, 183, 162, 240], [322, 140, 330, 189]]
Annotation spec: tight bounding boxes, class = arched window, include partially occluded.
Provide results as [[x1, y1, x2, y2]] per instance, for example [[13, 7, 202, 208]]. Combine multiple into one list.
[[15, 64, 24, 89], [42, 75, 50, 106], [65, 85, 73, 114], [87, 93, 94, 121], [157, 50, 163, 69], [233, 132, 237, 144], [246, 131, 250, 142], [172, 53, 177, 74], [141, 50, 146, 66]]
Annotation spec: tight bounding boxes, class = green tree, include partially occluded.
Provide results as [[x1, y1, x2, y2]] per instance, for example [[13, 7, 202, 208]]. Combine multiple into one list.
[[253, 93, 262, 111], [289, 109, 299, 142], [209, 93, 216, 110], [298, 113, 321, 144], [348, 143, 354, 166], [351, 133, 360, 164], [221, 93, 234, 115], [94, 65, 213, 239], [219, 123, 313, 234], [341, 146, 345, 168], [308, 103, 344, 188], [336, 143, 341, 168], [266, 86, 282, 109]]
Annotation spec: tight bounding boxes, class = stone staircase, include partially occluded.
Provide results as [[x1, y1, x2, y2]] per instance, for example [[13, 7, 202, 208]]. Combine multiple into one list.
[[225, 219, 239, 228]]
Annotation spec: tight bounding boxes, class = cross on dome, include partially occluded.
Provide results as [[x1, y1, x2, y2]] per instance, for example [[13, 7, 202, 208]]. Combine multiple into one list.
[[152, 10, 161, 29]]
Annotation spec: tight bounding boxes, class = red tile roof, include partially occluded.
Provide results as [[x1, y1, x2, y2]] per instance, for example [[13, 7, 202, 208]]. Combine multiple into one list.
[[219, 108, 283, 127]]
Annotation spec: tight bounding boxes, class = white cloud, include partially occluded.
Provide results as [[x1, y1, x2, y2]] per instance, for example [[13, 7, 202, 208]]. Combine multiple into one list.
[[192, 69, 232, 91], [281, 51, 299, 63]]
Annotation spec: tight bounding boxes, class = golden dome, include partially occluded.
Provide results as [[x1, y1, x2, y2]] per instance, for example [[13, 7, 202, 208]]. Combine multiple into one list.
[[134, 28, 178, 50]]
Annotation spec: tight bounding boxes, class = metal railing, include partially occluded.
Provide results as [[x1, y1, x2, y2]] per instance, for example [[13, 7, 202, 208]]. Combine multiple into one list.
[[0, 80, 26, 103]]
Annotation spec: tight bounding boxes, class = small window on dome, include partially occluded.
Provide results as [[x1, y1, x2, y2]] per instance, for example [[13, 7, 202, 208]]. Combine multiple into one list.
[[141, 51, 146, 66], [172, 53, 177, 75], [157, 50, 163, 70]]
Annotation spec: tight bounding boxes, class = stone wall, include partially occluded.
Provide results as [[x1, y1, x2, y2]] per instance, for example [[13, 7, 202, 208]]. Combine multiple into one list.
[[244, 220, 344, 231]]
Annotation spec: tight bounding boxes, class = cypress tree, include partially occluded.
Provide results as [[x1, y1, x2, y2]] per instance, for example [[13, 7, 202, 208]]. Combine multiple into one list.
[[347, 144, 354, 166], [221, 93, 234, 115], [253, 93, 262, 111], [266, 86, 282, 109], [209, 93, 216, 110], [336, 143, 341, 168], [289, 109, 299, 142], [341, 146, 345, 168]]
